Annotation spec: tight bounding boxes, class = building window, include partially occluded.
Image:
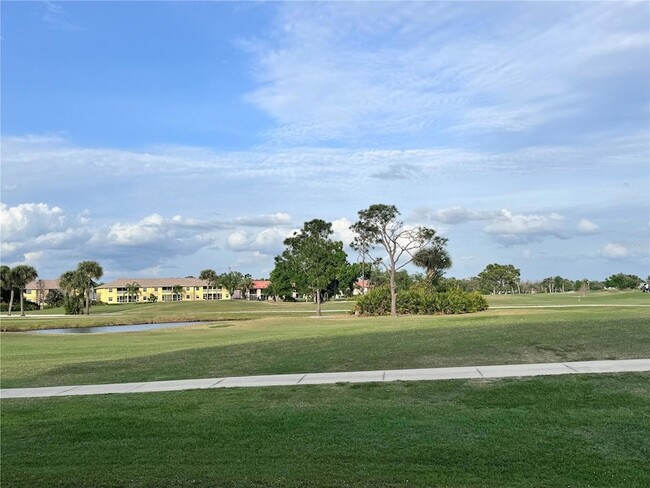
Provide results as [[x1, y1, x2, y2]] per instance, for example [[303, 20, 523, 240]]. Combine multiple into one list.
[[109, 297, 113, 302], [186, 295, 190, 300], [109, 288, 113, 292]]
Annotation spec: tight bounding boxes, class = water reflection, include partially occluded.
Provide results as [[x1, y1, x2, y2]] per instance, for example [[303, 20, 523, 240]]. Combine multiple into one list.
[[29, 322, 202, 334]]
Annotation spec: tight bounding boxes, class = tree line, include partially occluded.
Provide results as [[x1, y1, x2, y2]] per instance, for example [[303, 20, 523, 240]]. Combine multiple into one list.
[[2, 203, 646, 316]]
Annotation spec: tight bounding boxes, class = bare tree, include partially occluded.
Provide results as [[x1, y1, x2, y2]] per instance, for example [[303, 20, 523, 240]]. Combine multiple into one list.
[[351, 204, 440, 317]]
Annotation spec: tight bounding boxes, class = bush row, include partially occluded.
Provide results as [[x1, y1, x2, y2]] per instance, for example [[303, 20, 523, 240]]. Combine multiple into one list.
[[0, 300, 40, 312], [354, 286, 488, 316]]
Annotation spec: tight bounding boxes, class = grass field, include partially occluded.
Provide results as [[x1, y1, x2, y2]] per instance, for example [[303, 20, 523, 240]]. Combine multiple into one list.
[[1, 290, 648, 332], [1, 306, 649, 389], [1, 291, 648, 486], [2, 374, 649, 487]]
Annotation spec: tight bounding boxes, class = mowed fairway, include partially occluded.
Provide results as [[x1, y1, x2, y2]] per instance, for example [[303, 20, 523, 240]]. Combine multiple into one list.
[[1, 292, 649, 486], [2, 374, 649, 487]]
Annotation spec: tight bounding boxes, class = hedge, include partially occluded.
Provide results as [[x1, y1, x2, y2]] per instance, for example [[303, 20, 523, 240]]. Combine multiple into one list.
[[354, 286, 488, 316]]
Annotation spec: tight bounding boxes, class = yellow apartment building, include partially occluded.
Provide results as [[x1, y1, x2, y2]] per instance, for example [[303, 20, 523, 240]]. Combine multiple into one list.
[[95, 278, 232, 304], [24, 279, 60, 306]]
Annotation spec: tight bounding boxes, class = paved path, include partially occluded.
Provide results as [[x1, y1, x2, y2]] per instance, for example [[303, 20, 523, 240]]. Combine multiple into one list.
[[1, 359, 648, 399]]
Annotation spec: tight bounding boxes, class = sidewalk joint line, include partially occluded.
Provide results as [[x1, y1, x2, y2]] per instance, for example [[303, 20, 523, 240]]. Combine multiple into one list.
[[297, 374, 307, 384], [475, 367, 484, 378], [55, 386, 78, 396], [382, 371, 386, 381], [210, 378, 226, 387], [562, 363, 580, 373]]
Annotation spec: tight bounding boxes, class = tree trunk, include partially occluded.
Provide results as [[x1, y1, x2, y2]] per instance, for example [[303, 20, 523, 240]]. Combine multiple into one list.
[[8, 289, 14, 316], [84, 289, 90, 315], [20, 289, 25, 316], [390, 266, 397, 317], [315, 288, 322, 317]]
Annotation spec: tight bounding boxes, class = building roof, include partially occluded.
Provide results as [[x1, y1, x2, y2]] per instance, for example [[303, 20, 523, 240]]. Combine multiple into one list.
[[96, 278, 210, 289], [251, 280, 271, 289], [25, 279, 60, 290], [97, 278, 274, 289]]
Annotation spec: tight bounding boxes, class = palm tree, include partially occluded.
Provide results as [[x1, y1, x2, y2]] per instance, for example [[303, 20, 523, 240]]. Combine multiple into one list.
[[125, 282, 141, 303], [240, 274, 253, 300], [1, 265, 16, 316], [11, 265, 38, 317], [412, 240, 452, 288], [172, 285, 183, 302], [77, 261, 103, 315]]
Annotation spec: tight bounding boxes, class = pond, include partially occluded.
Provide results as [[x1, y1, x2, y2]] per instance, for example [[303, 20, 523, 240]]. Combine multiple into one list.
[[28, 321, 203, 335]]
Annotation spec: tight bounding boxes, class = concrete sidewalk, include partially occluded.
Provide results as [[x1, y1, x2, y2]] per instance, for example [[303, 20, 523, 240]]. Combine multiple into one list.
[[1, 359, 648, 399]]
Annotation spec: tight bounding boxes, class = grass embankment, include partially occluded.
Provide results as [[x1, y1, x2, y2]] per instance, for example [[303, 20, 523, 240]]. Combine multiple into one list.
[[2, 307, 648, 388], [2, 374, 649, 487]]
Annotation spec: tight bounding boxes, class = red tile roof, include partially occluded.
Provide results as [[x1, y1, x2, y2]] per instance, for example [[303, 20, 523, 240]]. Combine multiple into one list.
[[251, 280, 271, 289]]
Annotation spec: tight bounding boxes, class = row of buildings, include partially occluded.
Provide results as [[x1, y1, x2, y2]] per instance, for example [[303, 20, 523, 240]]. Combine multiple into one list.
[[24, 278, 272, 305]]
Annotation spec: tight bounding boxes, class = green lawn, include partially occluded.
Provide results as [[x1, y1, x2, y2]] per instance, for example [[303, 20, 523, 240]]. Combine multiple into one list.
[[2, 294, 649, 486], [2, 291, 647, 332], [2, 374, 649, 487], [2, 307, 649, 388], [0, 299, 354, 331], [487, 290, 650, 307]]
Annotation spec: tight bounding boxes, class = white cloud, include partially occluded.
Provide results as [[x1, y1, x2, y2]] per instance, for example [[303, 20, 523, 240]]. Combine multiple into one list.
[[234, 213, 292, 227], [0, 202, 66, 237], [331, 218, 356, 248], [483, 210, 568, 244], [104, 214, 168, 246], [414, 207, 496, 225], [577, 219, 600, 234], [600, 243, 629, 259], [243, 1, 648, 143], [226, 227, 291, 254]]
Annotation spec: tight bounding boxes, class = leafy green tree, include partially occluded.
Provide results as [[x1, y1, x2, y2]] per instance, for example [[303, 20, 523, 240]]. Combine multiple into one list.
[[412, 239, 452, 288], [351, 204, 438, 317], [478, 264, 521, 294], [219, 271, 244, 299], [604, 273, 642, 290], [59, 270, 86, 314], [337, 262, 362, 297], [0, 265, 15, 314], [439, 276, 481, 293], [10, 265, 38, 316], [147, 293, 158, 303], [45, 289, 65, 308], [274, 219, 347, 316], [268, 259, 296, 300]]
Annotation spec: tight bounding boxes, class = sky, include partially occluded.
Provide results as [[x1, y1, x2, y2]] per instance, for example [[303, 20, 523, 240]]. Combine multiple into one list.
[[1, 1, 649, 282]]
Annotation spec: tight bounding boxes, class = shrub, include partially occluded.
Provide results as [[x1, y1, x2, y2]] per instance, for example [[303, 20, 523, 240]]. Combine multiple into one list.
[[354, 286, 488, 316], [63, 295, 84, 315], [45, 289, 65, 308], [0, 300, 40, 312]]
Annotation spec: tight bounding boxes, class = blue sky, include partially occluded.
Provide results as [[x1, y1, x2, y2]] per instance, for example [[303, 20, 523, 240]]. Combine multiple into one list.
[[1, 1, 648, 282]]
